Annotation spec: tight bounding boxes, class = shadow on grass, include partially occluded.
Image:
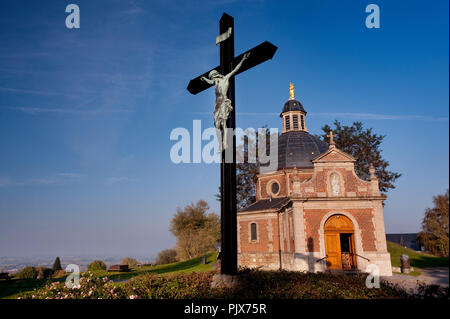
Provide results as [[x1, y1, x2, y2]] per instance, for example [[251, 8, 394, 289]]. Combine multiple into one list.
[[409, 255, 449, 269], [388, 241, 449, 269], [0, 278, 56, 299], [101, 252, 217, 282]]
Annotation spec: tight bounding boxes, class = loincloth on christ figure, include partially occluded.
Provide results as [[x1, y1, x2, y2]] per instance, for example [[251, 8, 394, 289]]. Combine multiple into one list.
[[213, 98, 233, 127]]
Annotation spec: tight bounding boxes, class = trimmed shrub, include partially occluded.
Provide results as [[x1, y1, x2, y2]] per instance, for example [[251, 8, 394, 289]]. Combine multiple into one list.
[[15, 266, 38, 279], [121, 257, 139, 268], [88, 260, 107, 271]]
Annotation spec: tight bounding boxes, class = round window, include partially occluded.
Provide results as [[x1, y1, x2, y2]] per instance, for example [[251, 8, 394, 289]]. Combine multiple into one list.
[[271, 182, 280, 195]]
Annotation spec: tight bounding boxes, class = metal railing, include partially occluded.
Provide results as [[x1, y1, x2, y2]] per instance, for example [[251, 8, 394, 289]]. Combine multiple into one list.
[[315, 253, 370, 263], [315, 255, 328, 263], [350, 253, 370, 262]]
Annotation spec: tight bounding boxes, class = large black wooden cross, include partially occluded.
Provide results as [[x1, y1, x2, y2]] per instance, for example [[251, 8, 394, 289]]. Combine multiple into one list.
[[187, 13, 277, 275]]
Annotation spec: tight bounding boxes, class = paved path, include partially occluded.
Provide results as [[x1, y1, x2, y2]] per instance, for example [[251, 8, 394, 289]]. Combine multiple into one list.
[[381, 267, 449, 294]]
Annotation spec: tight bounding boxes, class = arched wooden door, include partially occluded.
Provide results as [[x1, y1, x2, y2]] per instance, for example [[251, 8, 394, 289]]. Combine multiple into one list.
[[324, 214, 357, 270]]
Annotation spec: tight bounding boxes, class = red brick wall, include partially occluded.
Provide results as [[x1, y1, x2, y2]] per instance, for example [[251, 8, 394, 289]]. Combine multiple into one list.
[[304, 210, 324, 252], [349, 210, 377, 251], [260, 175, 286, 199], [258, 171, 314, 200], [239, 218, 280, 253]]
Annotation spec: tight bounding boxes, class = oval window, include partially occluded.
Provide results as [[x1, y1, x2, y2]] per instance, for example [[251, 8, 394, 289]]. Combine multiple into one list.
[[271, 181, 280, 195]]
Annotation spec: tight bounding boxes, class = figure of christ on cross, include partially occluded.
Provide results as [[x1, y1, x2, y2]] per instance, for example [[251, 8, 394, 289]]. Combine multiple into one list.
[[187, 13, 277, 276], [201, 52, 251, 152]]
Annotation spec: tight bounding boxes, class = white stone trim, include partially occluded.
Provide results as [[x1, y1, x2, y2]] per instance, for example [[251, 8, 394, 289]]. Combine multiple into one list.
[[318, 211, 365, 271], [326, 170, 346, 197], [266, 179, 281, 197]]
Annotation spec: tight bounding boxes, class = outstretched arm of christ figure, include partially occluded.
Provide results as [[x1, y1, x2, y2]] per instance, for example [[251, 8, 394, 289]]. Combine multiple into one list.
[[200, 76, 215, 85], [227, 52, 250, 78]]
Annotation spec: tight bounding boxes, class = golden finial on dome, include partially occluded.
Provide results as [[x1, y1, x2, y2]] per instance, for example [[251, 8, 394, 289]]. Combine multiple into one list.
[[289, 82, 295, 100]]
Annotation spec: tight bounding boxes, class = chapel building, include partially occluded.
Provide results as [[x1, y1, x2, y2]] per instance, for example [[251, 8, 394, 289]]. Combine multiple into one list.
[[237, 84, 392, 276]]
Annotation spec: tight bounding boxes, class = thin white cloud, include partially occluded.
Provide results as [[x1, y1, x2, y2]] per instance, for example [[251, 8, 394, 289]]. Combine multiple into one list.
[[192, 111, 448, 122], [0, 87, 69, 96], [309, 112, 449, 122], [0, 177, 14, 187], [120, 7, 143, 15], [0, 177, 57, 187], [6, 106, 134, 115], [0, 173, 84, 187], [107, 177, 137, 184], [27, 177, 58, 185], [58, 173, 83, 178]]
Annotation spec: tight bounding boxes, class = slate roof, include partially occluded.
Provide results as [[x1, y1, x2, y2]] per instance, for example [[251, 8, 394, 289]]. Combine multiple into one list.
[[277, 131, 328, 170], [281, 99, 306, 115], [239, 197, 290, 213]]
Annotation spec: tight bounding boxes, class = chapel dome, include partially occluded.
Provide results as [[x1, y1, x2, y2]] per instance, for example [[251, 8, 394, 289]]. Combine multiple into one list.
[[280, 98, 306, 116], [277, 130, 328, 169]]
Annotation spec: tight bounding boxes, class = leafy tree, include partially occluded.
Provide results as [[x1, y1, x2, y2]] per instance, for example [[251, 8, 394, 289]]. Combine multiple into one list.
[[36, 266, 53, 279], [217, 127, 274, 209], [15, 266, 38, 279], [418, 190, 449, 256], [52, 256, 62, 272], [121, 257, 139, 268], [155, 248, 178, 265], [170, 200, 220, 260], [88, 260, 107, 271], [321, 121, 401, 194]]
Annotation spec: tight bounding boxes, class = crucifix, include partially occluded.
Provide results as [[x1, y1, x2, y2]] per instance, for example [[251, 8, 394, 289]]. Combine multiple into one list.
[[187, 13, 277, 275], [327, 131, 335, 146]]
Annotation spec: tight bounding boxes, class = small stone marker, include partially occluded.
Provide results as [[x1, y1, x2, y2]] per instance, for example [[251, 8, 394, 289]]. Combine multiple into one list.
[[400, 254, 411, 274], [202, 255, 207, 265]]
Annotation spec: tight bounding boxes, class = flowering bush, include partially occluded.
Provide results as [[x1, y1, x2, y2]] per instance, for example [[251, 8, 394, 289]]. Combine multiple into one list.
[[413, 283, 449, 300], [20, 271, 127, 299], [19, 269, 447, 300], [121, 272, 214, 299]]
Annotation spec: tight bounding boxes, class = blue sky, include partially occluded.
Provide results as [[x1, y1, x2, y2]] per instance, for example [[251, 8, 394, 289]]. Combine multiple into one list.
[[0, 0, 448, 258]]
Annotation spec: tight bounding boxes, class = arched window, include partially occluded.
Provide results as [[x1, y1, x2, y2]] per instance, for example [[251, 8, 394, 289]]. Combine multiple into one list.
[[250, 222, 258, 241], [300, 115, 305, 130]]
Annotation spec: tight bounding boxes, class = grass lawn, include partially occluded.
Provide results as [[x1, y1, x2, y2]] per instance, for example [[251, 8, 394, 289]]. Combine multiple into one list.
[[387, 241, 449, 276], [89, 252, 217, 281], [0, 252, 217, 299]]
